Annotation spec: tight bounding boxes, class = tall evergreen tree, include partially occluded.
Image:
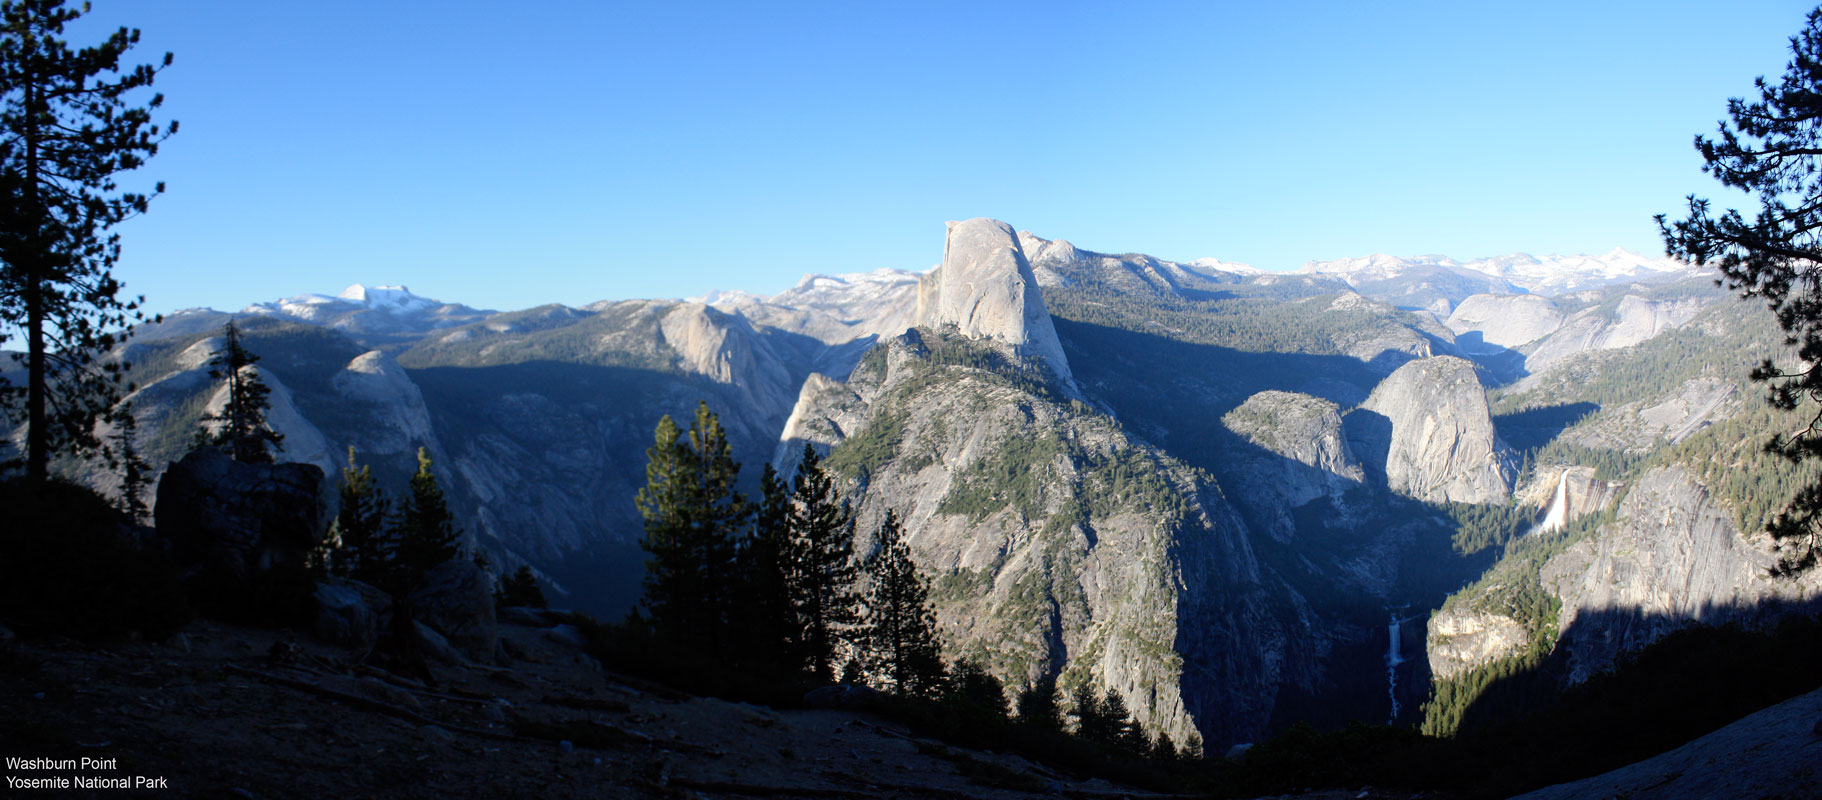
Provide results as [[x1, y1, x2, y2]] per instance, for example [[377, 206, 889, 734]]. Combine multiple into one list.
[[1072, 684, 1113, 742], [198, 319, 283, 463], [635, 402, 749, 652], [785, 442, 859, 683], [331, 446, 389, 583], [495, 565, 547, 609], [1100, 689, 1148, 755], [109, 404, 147, 521], [1015, 673, 1065, 732], [946, 658, 1008, 718], [391, 446, 459, 593], [0, 0, 174, 485], [736, 462, 799, 669], [859, 509, 944, 697], [1660, 7, 1822, 573]]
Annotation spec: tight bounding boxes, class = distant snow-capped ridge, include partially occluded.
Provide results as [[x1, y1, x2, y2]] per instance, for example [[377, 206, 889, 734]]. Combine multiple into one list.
[[245, 283, 443, 318], [1299, 248, 1695, 295], [241, 284, 491, 333], [692, 267, 922, 308], [336, 283, 441, 312]]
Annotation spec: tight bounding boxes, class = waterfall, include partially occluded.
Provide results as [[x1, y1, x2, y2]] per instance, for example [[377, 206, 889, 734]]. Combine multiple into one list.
[[1538, 468, 1570, 534], [1385, 605, 1416, 723]]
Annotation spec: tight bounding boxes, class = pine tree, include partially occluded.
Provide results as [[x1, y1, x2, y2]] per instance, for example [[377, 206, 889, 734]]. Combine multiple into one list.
[[1151, 731, 1179, 762], [198, 319, 283, 463], [859, 509, 945, 697], [1660, 7, 1822, 573], [635, 402, 749, 653], [785, 442, 859, 683], [1072, 684, 1113, 742], [1015, 673, 1065, 732], [0, 0, 174, 485], [331, 446, 389, 582], [495, 565, 547, 609], [1101, 689, 1147, 755], [109, 406, 148, 522], [946, 659, 1007, 718], [391, 446, 459, 593], [736, 462, 798, 670]]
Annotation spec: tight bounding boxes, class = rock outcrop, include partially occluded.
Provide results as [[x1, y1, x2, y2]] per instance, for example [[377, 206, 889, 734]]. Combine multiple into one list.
[[1352, 356, 1515, 505], [1220, 391, 1365, 540], [1427, 610, 1530, 681], [154, 447, 329, 582], [409, 560, 499, 661], [915, 218, 1075, 391]]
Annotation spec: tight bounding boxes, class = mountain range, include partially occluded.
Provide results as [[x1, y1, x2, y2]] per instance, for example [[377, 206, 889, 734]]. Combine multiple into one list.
[[21, 219, 1819, 750]]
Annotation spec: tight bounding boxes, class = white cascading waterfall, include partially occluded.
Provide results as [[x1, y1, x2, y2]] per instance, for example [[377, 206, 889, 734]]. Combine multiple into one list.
[[1537, 468, 1571, 535], [1386, 605, 1418, 722]]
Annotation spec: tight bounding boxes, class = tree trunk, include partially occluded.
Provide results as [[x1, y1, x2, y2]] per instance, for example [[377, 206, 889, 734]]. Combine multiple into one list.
[[22, 30, 45, 486]]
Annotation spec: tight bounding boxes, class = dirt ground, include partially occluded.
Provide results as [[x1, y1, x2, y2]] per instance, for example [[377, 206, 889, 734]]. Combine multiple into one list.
[[2, 614, 1252, 799]]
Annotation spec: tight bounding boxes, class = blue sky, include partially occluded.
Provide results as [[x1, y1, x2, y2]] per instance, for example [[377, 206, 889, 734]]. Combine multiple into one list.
[[62, 1, 1820, 318]]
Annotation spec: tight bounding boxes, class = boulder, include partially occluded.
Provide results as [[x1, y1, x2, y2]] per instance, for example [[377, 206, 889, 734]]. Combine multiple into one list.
[[154, 447, 328, 583], [407, 560, 498, 660], [311, 578, 392, 648]]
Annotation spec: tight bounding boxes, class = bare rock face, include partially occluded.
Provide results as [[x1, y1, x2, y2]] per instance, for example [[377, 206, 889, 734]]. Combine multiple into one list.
[[773, 371, 864, 473], [1220, 391, 1365, 540], [915, 218, 1075, 390], [1540, 466, 1819, 682], [659, 302, 797, 421], [155, 447, 329, 582], [1521, 294, 1708, 375], [1353, 356, 1515, 505], [332, 350, 438, 458], [1446, 293, 1564, 350], [1427, 610, 1530, 681]]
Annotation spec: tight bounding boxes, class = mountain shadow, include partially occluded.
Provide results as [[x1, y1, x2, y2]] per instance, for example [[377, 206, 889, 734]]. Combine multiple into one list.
[[1492, 401, 1599, 455], [407, 360, 786, 619], [1054, 319, 1517, 743], [1433, 597, 1822, 797]]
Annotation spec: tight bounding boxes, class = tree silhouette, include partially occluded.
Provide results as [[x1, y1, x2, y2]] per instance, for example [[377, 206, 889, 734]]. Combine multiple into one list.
[[0, 0, 174, 484], [392, 447, 460, 593], [1015, 673, 1065, 732], [495, 565, 547, 609], [636, 402, 748, 652], [198, 319, 284, 463], [1660, 7, 1822, 574], [785, 443, 859, 683], [328, 446, 389, 583], [735, 462, 799, 670], [859, 510, 945, 697], [109, 403, 147, 521]]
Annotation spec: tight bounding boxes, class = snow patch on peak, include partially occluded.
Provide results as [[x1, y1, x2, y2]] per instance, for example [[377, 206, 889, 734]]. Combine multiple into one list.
[[339, 284, 439, 312]]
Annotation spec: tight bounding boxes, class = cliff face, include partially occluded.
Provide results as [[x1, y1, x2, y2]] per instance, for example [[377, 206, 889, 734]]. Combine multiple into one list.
[[782, 329, 1310, 748], [1352, 356, 1515, 505], [1427, 610, 1530, 681], [916, 218, 1075, 391], [1540, 466, 1819, 682]]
